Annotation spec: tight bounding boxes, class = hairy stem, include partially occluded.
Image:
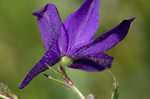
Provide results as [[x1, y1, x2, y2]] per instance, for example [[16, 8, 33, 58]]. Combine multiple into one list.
[[45, 64, 86, 99], [71, 85, 86, 99]]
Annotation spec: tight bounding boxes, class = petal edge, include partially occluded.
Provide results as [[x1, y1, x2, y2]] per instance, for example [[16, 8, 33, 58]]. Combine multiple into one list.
[[33, 4, 62, 51], [73, 18, 135, 56], [19, 49, 60, 89]]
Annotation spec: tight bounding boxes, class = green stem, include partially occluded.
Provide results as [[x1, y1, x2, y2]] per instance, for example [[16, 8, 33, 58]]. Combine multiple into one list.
[[46, 64, 86, 99], [71, 85, 86, 99], [43, 73, 65, 86], [108, 70, 120, 99]]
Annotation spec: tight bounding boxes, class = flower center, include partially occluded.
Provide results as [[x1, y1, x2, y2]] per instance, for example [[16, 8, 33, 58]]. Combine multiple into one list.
[[60, 56, 73, 67]]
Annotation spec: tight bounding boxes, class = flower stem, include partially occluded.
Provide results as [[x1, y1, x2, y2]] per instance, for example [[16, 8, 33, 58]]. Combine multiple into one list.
[[58, 66, 86, 99], [45, 64, 86, 99], [71, 85, 86, 99], [108, 70, 120, 99]]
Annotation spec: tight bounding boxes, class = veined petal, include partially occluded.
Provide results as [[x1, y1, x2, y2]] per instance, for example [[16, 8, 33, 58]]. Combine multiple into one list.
[[68, 53, 113, 72], [33, 4, 62, 51], [73, 18, 135, 56], [58, 24, 69, 55], [64, 0, 100, 52], [19, 47, 60, 89]]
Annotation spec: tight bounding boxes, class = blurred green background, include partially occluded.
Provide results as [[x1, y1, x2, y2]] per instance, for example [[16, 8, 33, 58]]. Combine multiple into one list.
[[0, 0, 149, 99]]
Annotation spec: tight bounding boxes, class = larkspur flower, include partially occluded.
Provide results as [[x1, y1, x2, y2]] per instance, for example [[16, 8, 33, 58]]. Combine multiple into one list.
[[19, 0, 135, 89]]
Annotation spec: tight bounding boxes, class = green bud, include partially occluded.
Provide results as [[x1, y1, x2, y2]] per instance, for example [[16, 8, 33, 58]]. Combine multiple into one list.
[[60, 56, 73, 67]]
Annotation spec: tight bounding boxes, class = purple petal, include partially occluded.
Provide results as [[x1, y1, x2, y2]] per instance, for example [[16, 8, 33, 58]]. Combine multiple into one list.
[[58, 24, 69, 55], [69, 53, 113, 72], [73, 18, 135, 56], [33, 4, 62, 51], [19, 47, 60, 89], [64, 0, 100, 53]]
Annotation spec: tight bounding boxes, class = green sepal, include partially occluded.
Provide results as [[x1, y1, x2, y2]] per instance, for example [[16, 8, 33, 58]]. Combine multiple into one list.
[[60, 56, 73, 67]]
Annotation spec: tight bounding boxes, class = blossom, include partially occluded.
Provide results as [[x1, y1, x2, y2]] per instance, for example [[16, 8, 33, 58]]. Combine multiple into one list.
[[19, 0, 135, 89]]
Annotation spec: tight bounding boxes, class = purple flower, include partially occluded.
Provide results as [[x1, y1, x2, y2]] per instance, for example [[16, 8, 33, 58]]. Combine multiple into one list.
[[19, 0, 135, 89]]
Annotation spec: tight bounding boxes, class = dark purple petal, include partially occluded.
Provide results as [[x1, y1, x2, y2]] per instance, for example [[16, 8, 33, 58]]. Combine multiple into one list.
[[69, 53, 113, 72], [19, 47, 60, 89], [33, 4, 62, 51], [64, 0, 100, 53], [73, 18, 135, 56]]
